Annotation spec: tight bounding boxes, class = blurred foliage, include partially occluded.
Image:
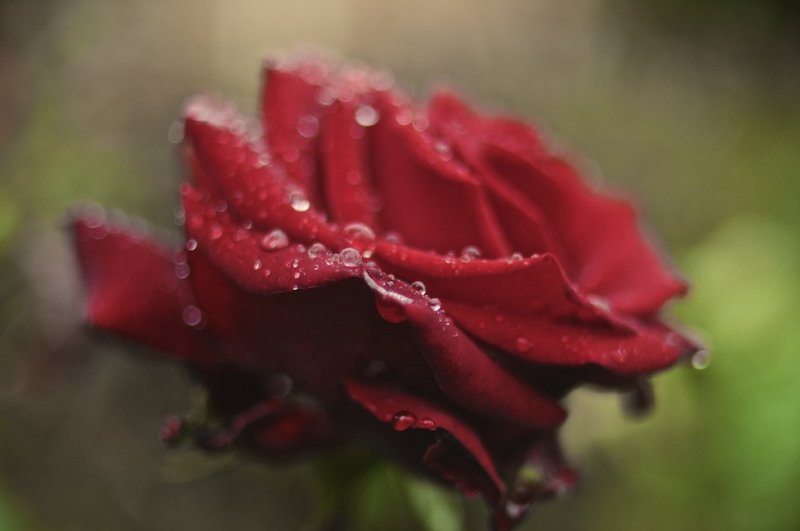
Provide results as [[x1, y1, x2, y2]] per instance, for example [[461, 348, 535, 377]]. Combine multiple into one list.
[[1, 0, 799, 530]]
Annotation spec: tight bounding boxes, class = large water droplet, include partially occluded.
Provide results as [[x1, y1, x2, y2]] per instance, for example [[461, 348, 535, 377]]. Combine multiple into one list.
[[340, 247, 362, 267], [374, 296, 407, 323], [392, 411, 416, 431], [289, 192, 311, 212], [260, 229, 289, 251], [410, 281, 426, 295], [343, 222, 376, 257], [428, 298, 442, 311], [355, 105, 380, 127], [185, 239, 198, 251]]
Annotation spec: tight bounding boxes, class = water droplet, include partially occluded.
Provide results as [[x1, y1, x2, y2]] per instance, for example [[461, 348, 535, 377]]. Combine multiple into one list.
[[307, 242, 327, 258], [256, 153, 272, 168], [174, 262, 190, 279], [260, 229, 289, 251], [417, 417, 436, 430], [182, 305, 203, 327], [434, 140, 453, 160], [395, 108, 414, 126], [505, 501, 528, 520], [267, 373, 293, 399], [410, 281, 426, 295], [185, 239, 198, 251], [253, 259, 262, 271], [355, 105, 380, 127], [296, 115, 320, 139], [428, 298, 442, 311], [392, 411, 416, 431], [374, 296, 407, 323], [383, 231, 403, 244], [208, 224, 223, 241], [509, 252, 524, 262], [343, 222, 376, 256], [340, 247, 362, 267], [316, 87, 336, 106], [691, 349, 710, 370], [515, 337, 531, 352], [460, 245, 481, 261], [289, 193, 311, 212]]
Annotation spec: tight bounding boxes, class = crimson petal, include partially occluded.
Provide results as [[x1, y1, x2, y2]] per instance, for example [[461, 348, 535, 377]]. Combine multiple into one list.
[[72, 213, 218, 365]]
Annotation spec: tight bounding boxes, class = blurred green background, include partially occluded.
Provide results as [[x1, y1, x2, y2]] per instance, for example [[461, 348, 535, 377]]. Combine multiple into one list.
[[1, 0, 799, 529]]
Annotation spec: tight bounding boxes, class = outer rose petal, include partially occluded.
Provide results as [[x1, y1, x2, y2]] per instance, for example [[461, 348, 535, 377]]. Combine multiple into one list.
[[373, 242, 698, 373], [428, 90, 687, 315], [345, 380, 505, 504], [72, 214, 218, 365]]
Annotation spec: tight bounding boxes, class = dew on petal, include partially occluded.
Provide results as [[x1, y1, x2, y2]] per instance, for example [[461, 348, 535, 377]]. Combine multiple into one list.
[[289, 192, 311, 212], [185, 238, 198, 251], [410, 281, 426, 295], [417, 417, 436, 430], [392, 411, 416, 431], [253, 259, 262, 271], [355, 105, 380, 127], [460, 245, 482, 261], [515, 337, 531, 352], [174, 262, 190, 279], [340, 247, 362, 267], [296, 115, 320, 139], [374, 296, 407, 323], [307, 242, 327, 258], [182, 305, 203, 327], [260, 229, 289, 251], [428, 298, 442, 311], [208, 224, 223, 241]]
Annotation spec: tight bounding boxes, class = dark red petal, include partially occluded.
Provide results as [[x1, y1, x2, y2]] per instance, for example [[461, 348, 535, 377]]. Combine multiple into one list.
[[374, 242, 696, 373], [364, 269, 566, 429], [345, 380, 505, 504], [261, 59, 327, 199], [429, 90, 686, 315], [181, 185, 362, 294], [72, 213, 218, 365], [182, 95, 344, 249], [368, 94, 512, 257], [318, 99, 382, 229]]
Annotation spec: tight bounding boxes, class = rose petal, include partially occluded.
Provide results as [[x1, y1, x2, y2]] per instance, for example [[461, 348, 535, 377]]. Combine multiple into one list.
[[373, 242, 697, 373], [345, 379, 505, 504], [72, 213, 218, 365], [364, 269, 567, 429], [181, 185, 362, 294], [367, 94, 512, 257], [182, 95, 344, 249], [429, 90, 686, 315], [261, 59, 327, 200], [319, 99, 382, 229]]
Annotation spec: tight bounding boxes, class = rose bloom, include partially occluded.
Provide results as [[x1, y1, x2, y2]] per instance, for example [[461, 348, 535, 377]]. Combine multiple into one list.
[[72, 55, 700, 530]]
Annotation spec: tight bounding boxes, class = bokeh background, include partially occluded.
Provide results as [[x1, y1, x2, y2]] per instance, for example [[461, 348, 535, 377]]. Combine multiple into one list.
[[1, 0, 799, 530]]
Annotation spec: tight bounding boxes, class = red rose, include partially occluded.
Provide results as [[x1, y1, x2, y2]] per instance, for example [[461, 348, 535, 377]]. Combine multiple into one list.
[[72, 55, 699, 530]]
